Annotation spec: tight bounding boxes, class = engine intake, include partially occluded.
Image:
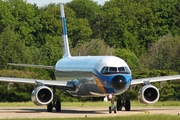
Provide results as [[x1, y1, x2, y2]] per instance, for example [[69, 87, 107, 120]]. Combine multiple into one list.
[[31, 86, 53, 105], [138, 85, 159, 104]]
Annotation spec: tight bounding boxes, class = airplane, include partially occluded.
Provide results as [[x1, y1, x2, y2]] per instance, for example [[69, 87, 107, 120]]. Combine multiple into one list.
[[1, 4, 180, 113]]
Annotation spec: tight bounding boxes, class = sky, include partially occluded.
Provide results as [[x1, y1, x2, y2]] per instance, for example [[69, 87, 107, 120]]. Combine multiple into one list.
[[26, 0, 109, 6]]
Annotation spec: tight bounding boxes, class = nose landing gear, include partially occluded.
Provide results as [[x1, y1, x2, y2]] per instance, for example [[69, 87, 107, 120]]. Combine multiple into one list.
[[108, 94, 117, 113]]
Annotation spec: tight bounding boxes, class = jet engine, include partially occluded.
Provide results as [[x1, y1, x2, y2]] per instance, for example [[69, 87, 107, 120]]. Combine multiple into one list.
[[31, 86, 53, 105], [138, 85, 159, 104]]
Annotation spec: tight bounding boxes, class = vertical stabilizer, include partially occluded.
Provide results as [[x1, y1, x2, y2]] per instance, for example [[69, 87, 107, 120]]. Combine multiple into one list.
[[60, 4, 71, 58]]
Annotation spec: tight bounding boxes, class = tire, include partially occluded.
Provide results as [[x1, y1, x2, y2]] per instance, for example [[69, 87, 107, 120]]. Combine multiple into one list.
[[114, 106, 117, 113], [125, 100, 130, 111], [109, 106, 112, 113], [47, 102, 53, 112], [56, 100, 61, 112], [117, 100, 122, 111]]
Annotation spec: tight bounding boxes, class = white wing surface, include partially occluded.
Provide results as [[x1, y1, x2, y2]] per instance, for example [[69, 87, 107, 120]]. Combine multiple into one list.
[[0, 77, 74, 89], [131, 75, 180, 85], [7, 63, 54, 69]]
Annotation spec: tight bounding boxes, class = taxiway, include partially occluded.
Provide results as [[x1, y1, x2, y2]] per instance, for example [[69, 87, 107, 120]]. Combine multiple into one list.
[[0, 106, 179, 119]]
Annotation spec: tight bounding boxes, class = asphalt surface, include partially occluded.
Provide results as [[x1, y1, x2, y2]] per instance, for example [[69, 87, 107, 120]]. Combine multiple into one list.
[[0, 106, 179, 119]]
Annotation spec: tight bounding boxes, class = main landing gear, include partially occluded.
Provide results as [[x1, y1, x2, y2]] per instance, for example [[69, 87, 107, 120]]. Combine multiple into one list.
[[116, 95, 131, 111], [47, 87, 62, 112], [47, 100, 61, 112], [116, 99, 130, 111], [107, 94, 131, 113]]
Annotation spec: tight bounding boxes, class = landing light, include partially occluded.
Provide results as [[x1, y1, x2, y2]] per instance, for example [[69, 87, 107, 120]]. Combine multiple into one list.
[[107, 94, 114, 100]]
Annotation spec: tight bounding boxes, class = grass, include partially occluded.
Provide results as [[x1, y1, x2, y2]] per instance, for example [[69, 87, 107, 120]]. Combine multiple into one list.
[[2, 115, 180, 120], [0, 100, 179, 107], [130, 100, 180, 107], [0, 101, 35, 107]]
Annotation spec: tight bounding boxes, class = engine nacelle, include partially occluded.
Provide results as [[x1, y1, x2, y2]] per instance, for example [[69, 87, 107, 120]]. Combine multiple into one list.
[[31, 86, 53, 105], [138, 85, 159, 104]]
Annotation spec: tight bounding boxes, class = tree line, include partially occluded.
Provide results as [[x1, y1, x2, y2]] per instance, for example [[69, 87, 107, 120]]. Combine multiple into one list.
[[0, 0, 180, 102]]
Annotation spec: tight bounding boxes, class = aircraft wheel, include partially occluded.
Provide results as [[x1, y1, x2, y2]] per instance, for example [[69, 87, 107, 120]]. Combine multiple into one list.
[[117, 100, 122, 111], [125, 100, 130, 111], [109, 106, 112, 113], [56, 100, 61, 112], [114, 106, 117, 113], [47, 102, 53, 112]]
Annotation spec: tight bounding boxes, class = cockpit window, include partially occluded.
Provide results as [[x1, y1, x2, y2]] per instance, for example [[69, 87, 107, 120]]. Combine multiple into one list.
[[100, 66, 130, 74], [100, 67, 108, 73], [124, 66, 130, 72], [109, 67, 117, 72], [118, 67, 125, 72]]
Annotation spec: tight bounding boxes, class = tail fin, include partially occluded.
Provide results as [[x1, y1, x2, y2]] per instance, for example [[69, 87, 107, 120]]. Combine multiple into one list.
[[60, 4, 71, 58]]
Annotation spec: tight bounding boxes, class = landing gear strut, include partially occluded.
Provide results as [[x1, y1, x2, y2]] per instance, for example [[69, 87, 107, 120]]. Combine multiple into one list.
[[108, 94, 117, 113], [47, 87, 62, 112]]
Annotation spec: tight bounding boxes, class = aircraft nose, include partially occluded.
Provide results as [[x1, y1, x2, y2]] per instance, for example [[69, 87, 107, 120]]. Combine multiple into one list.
[[111, 75, 127, 90]]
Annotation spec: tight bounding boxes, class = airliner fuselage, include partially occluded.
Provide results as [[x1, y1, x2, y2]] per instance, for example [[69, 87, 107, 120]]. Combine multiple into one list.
[[55, 56, 132, 97]]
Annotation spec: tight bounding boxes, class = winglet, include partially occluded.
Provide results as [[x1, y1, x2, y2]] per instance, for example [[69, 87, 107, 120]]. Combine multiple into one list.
[[60, 4, 71, 58]]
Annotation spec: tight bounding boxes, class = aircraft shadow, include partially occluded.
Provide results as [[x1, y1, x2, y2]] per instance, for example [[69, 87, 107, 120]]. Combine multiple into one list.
[[0, 108, 106, 114], [127, 108, 178, 112], [0, 107, 178, 114]]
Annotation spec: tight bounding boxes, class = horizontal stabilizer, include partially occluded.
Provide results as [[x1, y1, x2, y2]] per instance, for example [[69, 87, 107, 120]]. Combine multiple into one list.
[[8, 63, 54, 69]]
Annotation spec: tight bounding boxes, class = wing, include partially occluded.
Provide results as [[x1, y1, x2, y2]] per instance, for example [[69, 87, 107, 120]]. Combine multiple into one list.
[[5, 63, 75, 89], [131, 75, 180, 85], [0, 77, 75, 90], [7, 63, 54, 69]]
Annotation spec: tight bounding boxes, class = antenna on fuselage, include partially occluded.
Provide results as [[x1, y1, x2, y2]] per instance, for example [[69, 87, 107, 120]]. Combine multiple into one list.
[[60, 4, 71, 58]]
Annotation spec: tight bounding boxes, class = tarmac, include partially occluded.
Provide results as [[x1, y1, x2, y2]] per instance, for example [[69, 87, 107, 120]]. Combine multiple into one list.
[[0, 106, 179, 119]]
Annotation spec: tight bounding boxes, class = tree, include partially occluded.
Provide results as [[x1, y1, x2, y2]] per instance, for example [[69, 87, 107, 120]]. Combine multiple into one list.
[[101, 0, 143, 56], [115, 49, 140, 69], [151, 0, 178, 36], [2, 0, 42, 47], [66, 0, 100, 19], [66, 0, 101, 39], [0, 27, 29, 68], [71, 39, 115, 56], [140, 34, 180, 71], [171, 0, 180, 35]]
